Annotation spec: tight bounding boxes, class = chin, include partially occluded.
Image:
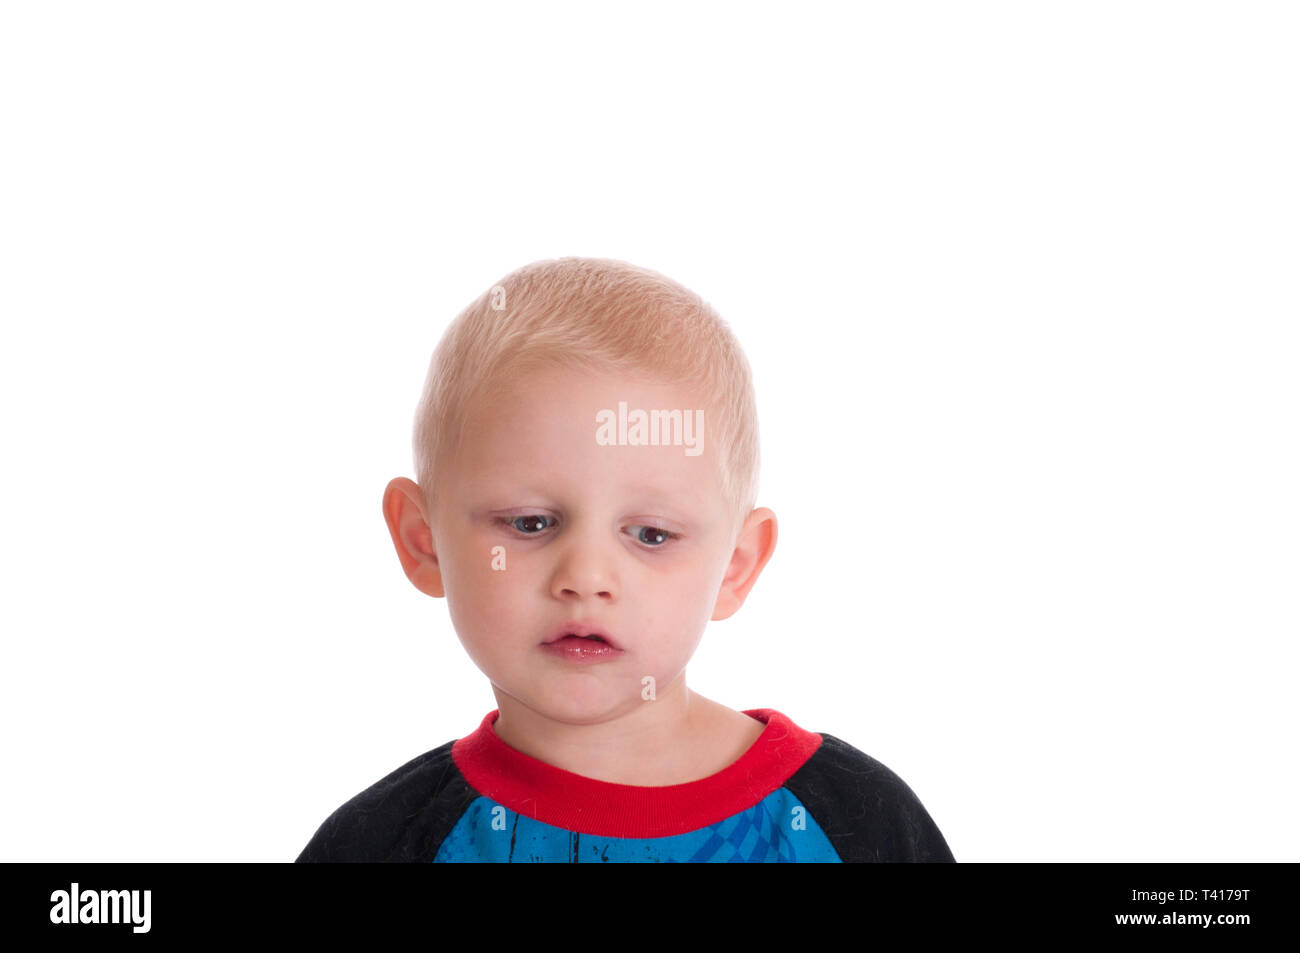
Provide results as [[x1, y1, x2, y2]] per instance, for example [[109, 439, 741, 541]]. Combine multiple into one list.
[[526, 683, 638, 725]]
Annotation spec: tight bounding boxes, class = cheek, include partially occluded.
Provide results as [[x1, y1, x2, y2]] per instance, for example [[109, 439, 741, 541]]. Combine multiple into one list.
[[441, 540, 512, 634], [454, 542, 548, 635], [664, 558, 724, 605], [445, 532, 511, 592]]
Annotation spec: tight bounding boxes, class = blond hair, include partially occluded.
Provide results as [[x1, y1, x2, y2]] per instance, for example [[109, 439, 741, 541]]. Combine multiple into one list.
[[413, 257, 760, 538]]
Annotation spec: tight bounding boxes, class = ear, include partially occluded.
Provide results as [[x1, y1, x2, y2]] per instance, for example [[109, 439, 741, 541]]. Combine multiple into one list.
[[711, 507, 777, 621], [382, 477, 445, 598]]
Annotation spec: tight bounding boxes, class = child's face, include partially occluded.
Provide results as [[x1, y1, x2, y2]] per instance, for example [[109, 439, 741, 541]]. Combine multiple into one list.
[[428, 362, 741, 724]]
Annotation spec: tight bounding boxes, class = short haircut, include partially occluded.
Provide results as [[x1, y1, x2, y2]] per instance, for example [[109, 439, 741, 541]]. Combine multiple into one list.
[[413, 257, 760, 538]]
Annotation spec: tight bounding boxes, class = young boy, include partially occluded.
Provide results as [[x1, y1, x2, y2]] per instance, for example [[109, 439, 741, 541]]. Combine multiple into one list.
[[297, 257, 954, 862]]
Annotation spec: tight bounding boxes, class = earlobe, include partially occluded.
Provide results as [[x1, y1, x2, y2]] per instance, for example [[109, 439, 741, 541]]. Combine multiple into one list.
[[382, 477, 446, 598], [711, 507, 778, 621]]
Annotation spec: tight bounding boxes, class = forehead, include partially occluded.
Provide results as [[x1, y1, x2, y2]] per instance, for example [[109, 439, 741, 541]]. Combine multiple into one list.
[[453, 363, 720, 505]]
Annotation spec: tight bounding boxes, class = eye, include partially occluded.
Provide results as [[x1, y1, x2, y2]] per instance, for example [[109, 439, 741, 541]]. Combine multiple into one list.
[[629, 524, 680, 548], [496, 514, 554, 535], [494, 515, 680, 548]]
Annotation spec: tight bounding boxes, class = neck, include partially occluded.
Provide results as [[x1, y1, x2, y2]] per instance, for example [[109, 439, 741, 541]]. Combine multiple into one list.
[[489, 679, 748, 785]]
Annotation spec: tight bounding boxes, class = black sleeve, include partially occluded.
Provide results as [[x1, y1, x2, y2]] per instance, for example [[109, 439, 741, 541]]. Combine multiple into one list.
[[782, 733, 956, 863], [296, 741, 479, 863]]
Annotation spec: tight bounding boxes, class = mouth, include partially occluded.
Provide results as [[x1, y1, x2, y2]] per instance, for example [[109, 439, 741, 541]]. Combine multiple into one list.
[[542, 622, 621, 652]]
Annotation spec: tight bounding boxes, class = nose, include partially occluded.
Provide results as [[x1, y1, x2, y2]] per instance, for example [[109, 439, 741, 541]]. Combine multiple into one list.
[[549, 524, 616, 602]]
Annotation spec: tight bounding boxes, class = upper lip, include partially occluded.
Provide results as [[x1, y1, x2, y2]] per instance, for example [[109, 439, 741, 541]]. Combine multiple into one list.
[[543, 621, 620, 650]]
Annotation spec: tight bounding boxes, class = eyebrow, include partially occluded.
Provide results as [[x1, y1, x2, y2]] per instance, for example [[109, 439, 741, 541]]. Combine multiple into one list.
[[474, 479, 695, 499], [471, 488, 703, 516], [624, 489, 702, 508]]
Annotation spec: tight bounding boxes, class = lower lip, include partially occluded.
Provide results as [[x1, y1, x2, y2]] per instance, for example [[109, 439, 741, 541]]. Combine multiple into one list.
[[541, 636, 624, 663]]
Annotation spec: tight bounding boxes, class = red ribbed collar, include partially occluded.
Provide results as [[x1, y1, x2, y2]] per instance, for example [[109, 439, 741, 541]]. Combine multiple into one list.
[[451, 708, 822, 838]]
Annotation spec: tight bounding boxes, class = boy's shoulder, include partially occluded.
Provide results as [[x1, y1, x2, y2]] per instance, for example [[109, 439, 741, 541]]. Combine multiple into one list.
[[786, 729, 956, 862], [295, 711, 955, 863], [296, 738, 476, 863]]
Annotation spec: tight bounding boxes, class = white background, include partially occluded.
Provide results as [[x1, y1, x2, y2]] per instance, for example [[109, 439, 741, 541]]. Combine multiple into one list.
[[2, 1, 1296, 862]]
